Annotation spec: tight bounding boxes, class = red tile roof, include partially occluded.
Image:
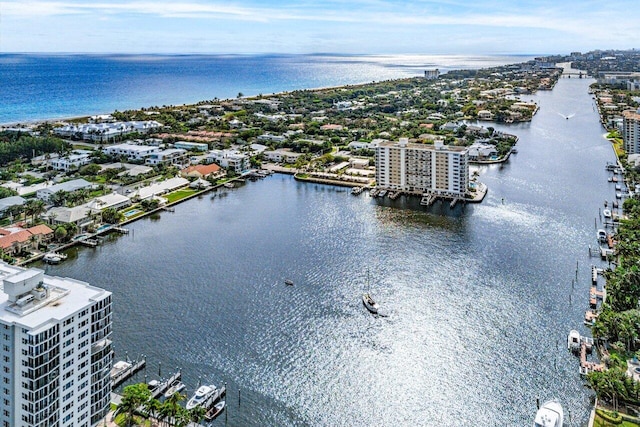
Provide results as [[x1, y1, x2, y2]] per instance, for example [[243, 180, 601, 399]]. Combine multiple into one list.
[[181, 164, 221, 177], [27, 224, 54, 236]]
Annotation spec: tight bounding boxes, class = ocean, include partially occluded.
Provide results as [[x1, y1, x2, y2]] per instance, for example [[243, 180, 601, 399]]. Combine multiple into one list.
[[0, 53, 533, 124]]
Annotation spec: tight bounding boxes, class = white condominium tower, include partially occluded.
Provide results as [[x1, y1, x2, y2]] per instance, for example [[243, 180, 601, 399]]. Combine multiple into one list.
[[375, 138, 469, 197], [623, 109, 640, 154], [0, 262, 112, 427]]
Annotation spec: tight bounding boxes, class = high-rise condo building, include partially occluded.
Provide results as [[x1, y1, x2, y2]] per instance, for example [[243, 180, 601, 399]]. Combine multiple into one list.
[[0, 262, 112, 427], [623, 109, 640, 154], [375, 138, 469, 197]]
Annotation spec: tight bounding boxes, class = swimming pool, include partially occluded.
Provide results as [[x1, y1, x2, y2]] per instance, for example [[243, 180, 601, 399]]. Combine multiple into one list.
[[123, 209, 141, 218]]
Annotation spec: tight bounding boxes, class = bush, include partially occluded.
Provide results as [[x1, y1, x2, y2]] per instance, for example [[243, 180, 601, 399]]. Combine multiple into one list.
[[597, 409, 623, 424]]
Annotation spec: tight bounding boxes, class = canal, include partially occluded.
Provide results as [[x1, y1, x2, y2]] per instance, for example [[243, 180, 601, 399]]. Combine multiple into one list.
[[43, 76, 614, 426]]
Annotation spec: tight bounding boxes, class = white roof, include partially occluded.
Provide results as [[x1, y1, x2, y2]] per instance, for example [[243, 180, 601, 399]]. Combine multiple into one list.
[[0, 262, 110, 330], [134, 177, 189, 200]]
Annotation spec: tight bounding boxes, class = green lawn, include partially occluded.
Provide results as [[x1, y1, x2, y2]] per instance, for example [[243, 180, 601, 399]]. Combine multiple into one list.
[[164, 188, 198, 204], [594, 410, 640, 426]]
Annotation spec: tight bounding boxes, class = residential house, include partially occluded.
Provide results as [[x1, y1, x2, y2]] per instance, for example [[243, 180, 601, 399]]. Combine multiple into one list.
[[48, 150, 91, 171], [207, 150, 249, 174], [263, 150, 304, 164], [0, 224, 54, 255], [180, 164, 223, 179], [102, 143, 159, 161], [45, 206, 94, 232], [174, 141, 209, 151], [36, 179, 92, 201], [145, 149, 187, 167], [0, 196, 27, 219]]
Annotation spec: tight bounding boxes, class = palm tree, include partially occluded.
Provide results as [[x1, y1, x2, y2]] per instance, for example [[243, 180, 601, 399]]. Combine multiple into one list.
[[161, 392, 185, 426], [143, 397, 162, 425], [188, 405, 206, 424]]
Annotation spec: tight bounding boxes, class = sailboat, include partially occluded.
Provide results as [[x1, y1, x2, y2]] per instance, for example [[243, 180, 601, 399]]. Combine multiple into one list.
[[362, 270, 379, 314]]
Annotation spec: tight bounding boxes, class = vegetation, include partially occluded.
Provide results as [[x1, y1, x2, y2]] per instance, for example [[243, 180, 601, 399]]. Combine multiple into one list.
[[0, 133, 70, 166], [117, 383, 206, 427]]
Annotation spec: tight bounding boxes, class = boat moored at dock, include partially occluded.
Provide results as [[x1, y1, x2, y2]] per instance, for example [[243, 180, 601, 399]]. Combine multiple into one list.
[[534, 399, 564, 427], [186, 384, 217, 410]]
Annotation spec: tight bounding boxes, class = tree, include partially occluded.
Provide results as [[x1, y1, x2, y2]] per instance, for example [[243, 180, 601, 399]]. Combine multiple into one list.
[[54, 226, 67, 242], [101, 208, 124, 224], [24, 199, 46, 224], [119, 383, 151, 427]]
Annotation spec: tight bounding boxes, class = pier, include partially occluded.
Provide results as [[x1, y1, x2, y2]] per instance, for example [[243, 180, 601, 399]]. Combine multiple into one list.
[[111, 357, 146, 388], [149, 371, 181, 400]]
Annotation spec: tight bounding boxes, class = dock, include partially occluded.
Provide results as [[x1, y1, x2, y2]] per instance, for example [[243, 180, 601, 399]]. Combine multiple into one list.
[[79, 238, 99, 247], [112, 226, 129, 234], [420, 194, 436, 206], [111, 358, 146, 388], [579, 339, 605, 375], [149, 371, 181, 400]]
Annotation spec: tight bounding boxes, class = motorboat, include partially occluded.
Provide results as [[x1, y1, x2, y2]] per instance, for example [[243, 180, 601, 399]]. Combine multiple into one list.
[[43, 252, 67, 264], [205, 401, 226, 421], [284, 279, 294, 286], [597, 229, 607, 242], [616, 192, 622, 199], [567, 330, 581, 352], [186, 384, 217, 410], [164, 380, 186, 398], [534, 399, 564, 427], [362, 293, 379, 314], [603, 209, 611, 218]]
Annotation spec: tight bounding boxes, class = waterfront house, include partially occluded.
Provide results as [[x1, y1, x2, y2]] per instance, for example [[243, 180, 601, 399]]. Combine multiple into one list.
[[467, 143, 498, 161], [477, 110, 494, 121], [36, 179, 92, 201], [86, 193, 132, 212], [180, 164, 223, 179], [0, 224, 54, 255], [44, 206, 93, 231], [206, 150, 249, 174], [132, 177, 189, 201], [263, 150, 304, 164]]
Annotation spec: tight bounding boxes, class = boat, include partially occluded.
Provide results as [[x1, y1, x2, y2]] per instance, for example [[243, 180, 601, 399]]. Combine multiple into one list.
[[186, 385, 217, 410], [603, 209, 611, 218], [164, 380, 186, 398], [604, 200, 607, 207], [205, 401, 226, 421], [567, 329, 581, 352], [284, 279, 294, 286], [362, 293, 379, 314], [362, 270, 379, 314], [223, 182, 235, 188], [597, 229, 607, 242], [534, 399, 564, 427], [43, 252, 67, 264], [378, 189, 388, 198], [616, 192, 622, 199]]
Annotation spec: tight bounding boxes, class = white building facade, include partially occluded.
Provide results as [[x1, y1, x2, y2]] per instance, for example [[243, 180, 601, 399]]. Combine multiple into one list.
[[0, 262, 112, 427], [102, 144, 159, 161], [623, 109, 640, 154], [375, 138, 469, 197]]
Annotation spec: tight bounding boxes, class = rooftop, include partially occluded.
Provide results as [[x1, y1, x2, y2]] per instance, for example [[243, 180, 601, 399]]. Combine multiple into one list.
[[0, 262, 110, 331]]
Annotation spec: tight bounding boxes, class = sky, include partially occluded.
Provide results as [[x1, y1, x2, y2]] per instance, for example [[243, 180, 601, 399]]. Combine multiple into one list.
[[1, 0, 639, 54]]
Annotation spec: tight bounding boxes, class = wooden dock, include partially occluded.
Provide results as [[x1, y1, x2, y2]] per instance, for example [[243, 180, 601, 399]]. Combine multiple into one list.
[[150, 371, 181, 400], [79, 239, 98, 247], [111, 358, 146, 388], [579, 339, 605, 375]]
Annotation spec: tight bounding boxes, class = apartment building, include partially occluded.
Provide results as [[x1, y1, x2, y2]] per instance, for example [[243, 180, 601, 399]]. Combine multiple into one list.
[[0, 262, 112, 427], [623, 109, 640, 154], [375, 138, 469, 197]]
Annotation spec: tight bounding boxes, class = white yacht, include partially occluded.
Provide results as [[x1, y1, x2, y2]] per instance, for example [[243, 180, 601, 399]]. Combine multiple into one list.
[[603, 209, 611, 218], [534, 399, 563, 427], [186, 384, 216, 410], [597, 229, 607, 242]]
